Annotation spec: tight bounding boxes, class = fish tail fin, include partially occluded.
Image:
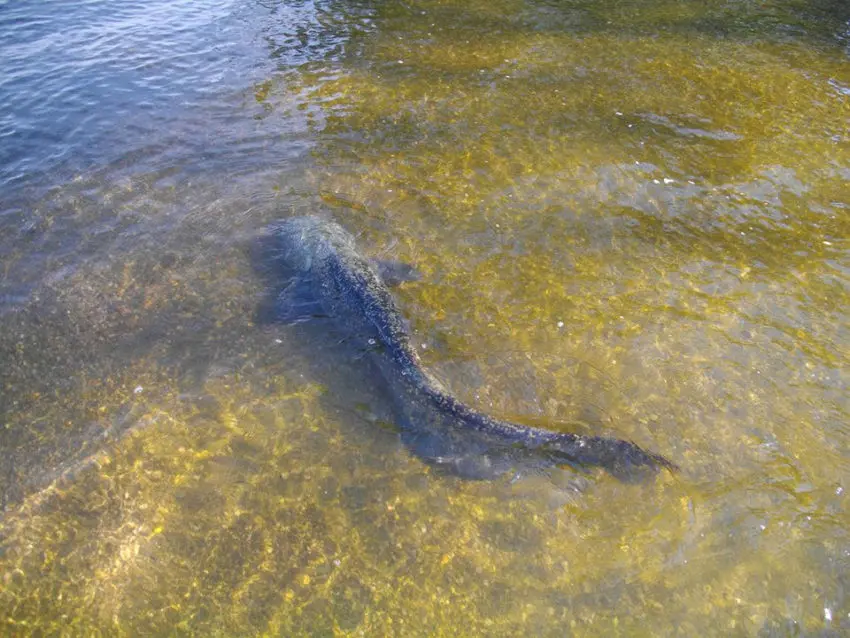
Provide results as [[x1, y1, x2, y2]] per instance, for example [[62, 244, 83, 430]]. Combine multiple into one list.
[[539, 434, 678, 481]]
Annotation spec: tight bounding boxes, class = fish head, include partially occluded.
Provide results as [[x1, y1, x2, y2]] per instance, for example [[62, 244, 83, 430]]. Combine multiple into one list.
[[270, 216, 356, 273], [270, 216, 323, 272]]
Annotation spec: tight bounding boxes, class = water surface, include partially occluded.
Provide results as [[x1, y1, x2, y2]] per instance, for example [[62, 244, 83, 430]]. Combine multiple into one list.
[[1, 0, 849, 635]]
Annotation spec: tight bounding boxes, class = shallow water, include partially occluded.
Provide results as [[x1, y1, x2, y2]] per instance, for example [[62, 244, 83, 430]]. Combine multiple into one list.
[[1, 0, 849, 635]]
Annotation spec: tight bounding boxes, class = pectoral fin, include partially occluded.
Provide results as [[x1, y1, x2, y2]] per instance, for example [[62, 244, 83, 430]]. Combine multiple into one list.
[[373, 259, 421, 287], [274, 276, 326, 324]]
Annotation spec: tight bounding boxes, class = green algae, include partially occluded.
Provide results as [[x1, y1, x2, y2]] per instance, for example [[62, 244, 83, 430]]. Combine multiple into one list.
[[2, 0, 849, 635]]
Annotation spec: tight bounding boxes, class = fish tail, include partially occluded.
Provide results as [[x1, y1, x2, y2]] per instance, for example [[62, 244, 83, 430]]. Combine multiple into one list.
[[539, 433, 678, 481]]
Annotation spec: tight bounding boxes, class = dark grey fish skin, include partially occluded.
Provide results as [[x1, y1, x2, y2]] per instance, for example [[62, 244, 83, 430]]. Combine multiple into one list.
[[271, 216, 677, 480]]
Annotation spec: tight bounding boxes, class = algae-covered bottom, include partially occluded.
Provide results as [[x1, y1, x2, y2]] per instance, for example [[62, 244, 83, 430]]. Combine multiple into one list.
[[1, 0, 849, 635]]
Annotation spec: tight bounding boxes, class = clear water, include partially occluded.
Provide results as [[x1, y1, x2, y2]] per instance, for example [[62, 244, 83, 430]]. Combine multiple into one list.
[[1, 0, 848, 635]]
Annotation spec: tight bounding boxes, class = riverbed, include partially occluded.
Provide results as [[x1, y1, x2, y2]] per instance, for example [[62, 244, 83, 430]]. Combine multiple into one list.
[[1, 0, 848, 634]]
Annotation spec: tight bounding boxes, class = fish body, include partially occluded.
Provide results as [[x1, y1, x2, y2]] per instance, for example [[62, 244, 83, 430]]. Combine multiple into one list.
[[272, 216, 676, 480]]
